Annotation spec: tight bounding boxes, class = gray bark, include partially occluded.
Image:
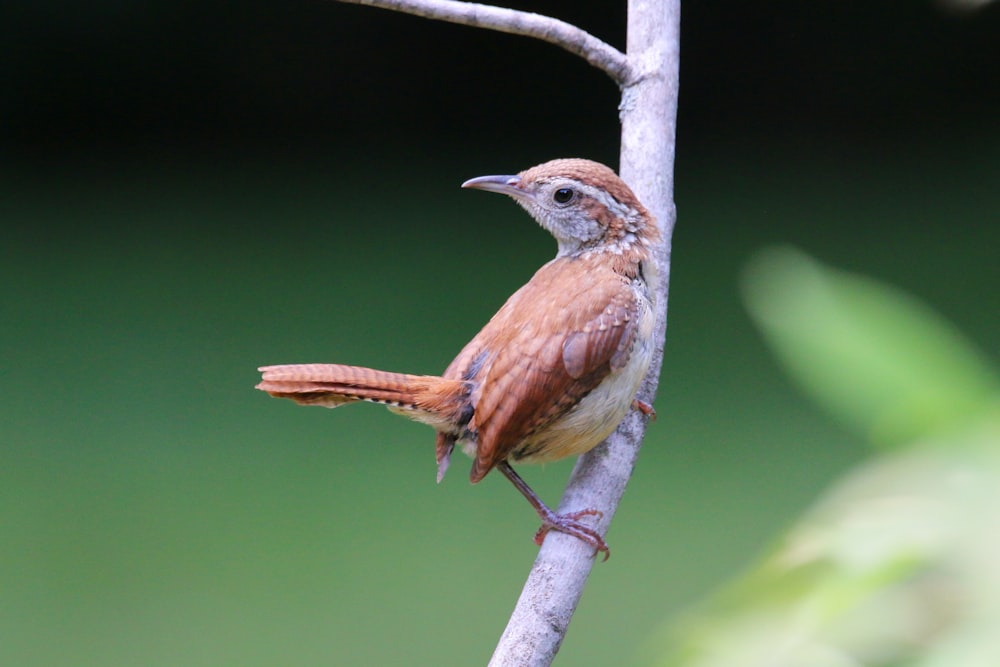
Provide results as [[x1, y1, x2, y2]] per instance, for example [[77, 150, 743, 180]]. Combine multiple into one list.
[[334, 1, 681, 664]]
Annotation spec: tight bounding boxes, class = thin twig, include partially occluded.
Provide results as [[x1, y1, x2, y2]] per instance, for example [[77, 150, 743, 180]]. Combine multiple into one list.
[[336, 0, 633, 84]]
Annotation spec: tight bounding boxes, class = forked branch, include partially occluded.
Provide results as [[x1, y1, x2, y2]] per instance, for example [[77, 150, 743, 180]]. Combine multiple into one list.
[[336, 0, 634, 84], [332, 0, 679, 665]]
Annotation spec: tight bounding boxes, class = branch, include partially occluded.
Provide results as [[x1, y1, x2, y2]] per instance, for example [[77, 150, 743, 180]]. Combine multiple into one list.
[[489, 0, 681, 662], [333, 1, 679, 665], [336, 0, 633, 84]]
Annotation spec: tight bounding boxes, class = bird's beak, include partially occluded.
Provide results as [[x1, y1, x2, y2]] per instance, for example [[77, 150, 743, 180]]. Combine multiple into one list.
[[461, 174, 529, 200]]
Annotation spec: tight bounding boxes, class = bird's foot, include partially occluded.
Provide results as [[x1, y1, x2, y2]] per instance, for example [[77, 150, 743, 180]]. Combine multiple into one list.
[[495, 461, 610, 560], [533, 507, 610, 561], [633, 399, 656, 420]]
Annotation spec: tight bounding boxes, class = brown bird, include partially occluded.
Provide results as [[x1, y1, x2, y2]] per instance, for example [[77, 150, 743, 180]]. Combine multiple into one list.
[[257, 158, 658, 559]]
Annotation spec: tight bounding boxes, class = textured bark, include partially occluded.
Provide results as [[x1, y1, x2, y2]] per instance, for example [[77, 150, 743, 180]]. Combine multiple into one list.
[[334, 1, 680, 664], [490, 3, 679, 663]]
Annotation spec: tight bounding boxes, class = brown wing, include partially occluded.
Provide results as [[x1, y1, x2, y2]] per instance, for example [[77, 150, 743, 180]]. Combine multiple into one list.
[[449, 255, 641, 483]]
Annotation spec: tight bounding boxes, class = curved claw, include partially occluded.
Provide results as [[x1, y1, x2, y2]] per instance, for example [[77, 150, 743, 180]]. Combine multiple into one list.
[[633, 399, 656, 420], [494, 462, 611, 561], [533, 508, 610, 561]]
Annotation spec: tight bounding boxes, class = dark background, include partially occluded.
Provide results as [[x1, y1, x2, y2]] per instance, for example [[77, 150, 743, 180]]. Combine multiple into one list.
[[5, 1, 998, 164], [2, 2, 998, 666]]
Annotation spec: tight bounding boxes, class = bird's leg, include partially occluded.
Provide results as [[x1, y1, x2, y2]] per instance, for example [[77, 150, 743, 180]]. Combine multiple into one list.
[[496, 461, 610, 561]]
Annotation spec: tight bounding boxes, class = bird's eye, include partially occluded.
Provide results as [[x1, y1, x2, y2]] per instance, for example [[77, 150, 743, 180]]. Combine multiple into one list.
[[553, 188, 575, 205]]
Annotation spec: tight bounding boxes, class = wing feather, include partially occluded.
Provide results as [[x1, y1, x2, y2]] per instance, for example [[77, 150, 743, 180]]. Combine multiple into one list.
[[450, 256, 641, 483]]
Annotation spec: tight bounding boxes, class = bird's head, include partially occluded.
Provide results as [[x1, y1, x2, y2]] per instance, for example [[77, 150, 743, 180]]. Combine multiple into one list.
[[462, 158, 657, 257]]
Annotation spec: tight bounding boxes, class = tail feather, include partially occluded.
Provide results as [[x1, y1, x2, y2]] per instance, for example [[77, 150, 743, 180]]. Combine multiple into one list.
[[256, 363, 470, 432]]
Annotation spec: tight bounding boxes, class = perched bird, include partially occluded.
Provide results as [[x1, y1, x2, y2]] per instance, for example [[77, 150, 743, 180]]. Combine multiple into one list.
[[257, 158, 658, 558]]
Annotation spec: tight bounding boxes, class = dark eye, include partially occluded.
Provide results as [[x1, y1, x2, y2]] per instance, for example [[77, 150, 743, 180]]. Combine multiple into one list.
[[553, 188, 575, 204]]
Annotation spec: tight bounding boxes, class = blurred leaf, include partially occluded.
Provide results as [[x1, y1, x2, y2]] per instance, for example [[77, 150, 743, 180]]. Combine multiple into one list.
[[646, 254, 1000, 667], [645, 411, 1000, 667], [742, 247, 1000, 448]]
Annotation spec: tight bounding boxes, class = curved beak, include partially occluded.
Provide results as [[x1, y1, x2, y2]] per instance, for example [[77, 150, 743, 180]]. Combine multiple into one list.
[[461, 174, 528, 200]]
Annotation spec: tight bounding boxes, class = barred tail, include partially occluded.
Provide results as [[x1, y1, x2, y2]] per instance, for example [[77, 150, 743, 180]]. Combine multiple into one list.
[[256, 363, 470, 432]]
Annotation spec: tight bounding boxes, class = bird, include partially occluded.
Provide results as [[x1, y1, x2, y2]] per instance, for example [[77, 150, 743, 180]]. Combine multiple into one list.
[[256, 158, 659, 559]]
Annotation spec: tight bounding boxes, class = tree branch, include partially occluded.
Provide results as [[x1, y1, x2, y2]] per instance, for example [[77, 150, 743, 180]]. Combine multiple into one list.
[[488, 0, 680, 661], [336, 0, 633, 84], [333, 0, 679, 664]]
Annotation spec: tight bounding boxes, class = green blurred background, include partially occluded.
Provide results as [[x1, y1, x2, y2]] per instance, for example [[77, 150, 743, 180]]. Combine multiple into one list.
[[2, 1, 997, 665]]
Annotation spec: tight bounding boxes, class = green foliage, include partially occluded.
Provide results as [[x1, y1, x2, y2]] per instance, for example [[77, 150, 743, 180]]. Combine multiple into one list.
[[742, 247, 1000, 448], [648, 249, 1000, 667]]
